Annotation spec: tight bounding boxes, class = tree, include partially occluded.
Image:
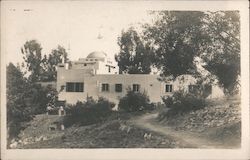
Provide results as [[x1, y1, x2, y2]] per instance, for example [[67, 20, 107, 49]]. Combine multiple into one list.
[[144, 11, 240, 95], [41, 45, 68, 81], [21, 40, 44, 82], [202, 11, 240, 94], [21, 40, 68, 82], [118, 89, 154, 112], [144, 11, 208, 78], [7, 41, 69, 142], [7, 63, 32, 139], [115, 28, 152, 74]]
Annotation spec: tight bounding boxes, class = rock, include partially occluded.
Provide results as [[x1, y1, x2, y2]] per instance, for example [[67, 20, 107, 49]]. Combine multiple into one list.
[[161, 141, 167, 145], [10, 141, 18, 148]]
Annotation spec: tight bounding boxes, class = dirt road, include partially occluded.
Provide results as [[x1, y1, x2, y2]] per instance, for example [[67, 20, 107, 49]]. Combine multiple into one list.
[[131, 112, 231, 148]]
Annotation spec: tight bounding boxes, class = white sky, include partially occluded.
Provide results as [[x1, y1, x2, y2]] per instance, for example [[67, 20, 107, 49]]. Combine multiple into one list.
[[2, 1, 160, 64], [2, 1, 246, 65]]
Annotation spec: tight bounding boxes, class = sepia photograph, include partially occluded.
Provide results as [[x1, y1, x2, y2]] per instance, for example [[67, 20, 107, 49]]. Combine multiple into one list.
[[1, 1, 249, 160]]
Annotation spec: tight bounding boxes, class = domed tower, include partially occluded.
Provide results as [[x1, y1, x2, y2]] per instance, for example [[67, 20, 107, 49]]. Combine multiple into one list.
[[66, 51, 119, 75], [85, 51, 118, 74], [87, 51, 107, 59]]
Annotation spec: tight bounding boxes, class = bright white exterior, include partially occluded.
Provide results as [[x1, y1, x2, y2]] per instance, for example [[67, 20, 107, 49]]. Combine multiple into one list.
[[57, 51, 224, 105], [65, 51, 119, 75]]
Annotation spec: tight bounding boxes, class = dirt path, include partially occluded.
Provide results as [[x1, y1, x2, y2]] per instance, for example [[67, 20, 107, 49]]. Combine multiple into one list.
[[131, 112, 229, 148]]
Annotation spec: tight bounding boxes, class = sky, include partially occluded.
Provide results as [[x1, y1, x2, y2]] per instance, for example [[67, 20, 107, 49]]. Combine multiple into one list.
[[2, 1, 160, 64], [2, 1, 245, 65]]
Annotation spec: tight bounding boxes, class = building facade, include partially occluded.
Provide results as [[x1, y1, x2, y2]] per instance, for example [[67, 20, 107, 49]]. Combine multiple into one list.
[[57, 51, 224, 106]]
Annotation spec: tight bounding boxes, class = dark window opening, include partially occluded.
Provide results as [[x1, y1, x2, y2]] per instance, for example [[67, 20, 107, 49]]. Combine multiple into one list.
[[66, 83, 74, 92], [188, 85, 200, 93], [66, 82, 84, 92], [102, 83, 109, 92], [165, 84, 173, 92], [115, 84, 122, 92], [132, 84, 140, 92]]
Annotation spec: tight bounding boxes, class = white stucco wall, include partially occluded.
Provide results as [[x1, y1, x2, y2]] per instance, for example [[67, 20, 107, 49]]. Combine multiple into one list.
[[57, 69, 172, 104], [173, 75, 197, 92], [57, 67, 225, 105]]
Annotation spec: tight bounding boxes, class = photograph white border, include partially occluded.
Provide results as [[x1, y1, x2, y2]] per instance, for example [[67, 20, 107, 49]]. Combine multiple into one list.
[[1, 1, 249, 160]]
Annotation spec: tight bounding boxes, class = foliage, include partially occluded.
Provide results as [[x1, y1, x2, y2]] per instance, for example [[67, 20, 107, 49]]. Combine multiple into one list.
[[162, 91, 206, 117], [45, 86, 59, 114], [7, 63, 33, 139], [118, 89, 155, 112], [42, 46, 69, 81], [7, 41, 68, 141], [144, 11, 208, 78], [26, 83, 51, 114], [7, 63, 52, 140], [21, 40, 68, 82], [202, 11, 240, 95], [21, 40, 44, 82], [115, 27, 153, 74], [162, 96, 174, 108], [142, 11, 240, 95], [63, 97, 115, 127], [187, 84, 212, 98]]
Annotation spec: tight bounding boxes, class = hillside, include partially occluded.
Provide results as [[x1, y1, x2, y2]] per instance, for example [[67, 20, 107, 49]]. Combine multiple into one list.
[[11, 97, 241, 149], [156, 97, 241, 148], [14, 113, 185, 148], [10, 115, 64, 148]]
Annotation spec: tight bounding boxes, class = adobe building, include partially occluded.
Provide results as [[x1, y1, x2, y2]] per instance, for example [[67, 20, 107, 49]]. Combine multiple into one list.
[[57, 51, 224, 106]]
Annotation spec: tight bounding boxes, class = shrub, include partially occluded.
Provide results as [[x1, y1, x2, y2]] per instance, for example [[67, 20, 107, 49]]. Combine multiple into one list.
[[161, 91, 205, 117], [162, 96, 174, 108], [7, 63, 53, 140], [118, 90, 155, 112], [63, 97, 115, 127]]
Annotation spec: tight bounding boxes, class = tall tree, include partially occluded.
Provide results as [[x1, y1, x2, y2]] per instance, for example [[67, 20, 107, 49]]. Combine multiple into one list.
[[7, 62, 51, 141], [41, 45, 68, 81], [144, 11, 208, 78], [21, 40, 68, 82], [115, 28, 152, 74], [21, 40, 44, 82], [202, 11, 240, 94], [144, 11, 240, 95], [7, 63, 32, 139]]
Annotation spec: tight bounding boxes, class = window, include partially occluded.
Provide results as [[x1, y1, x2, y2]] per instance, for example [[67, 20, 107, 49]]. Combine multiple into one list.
[[102, 83, 109, 92], [66, 82, 84, 92], [133, 84, 140, 92], [66, 83, 74, 92], [75, 83, 83, 92], [188, 85, 201, 93], [108, 66, 111, 73], [165, 84, 173, 92], [115, 84, 122, 92], [84, 63, 87, 66]]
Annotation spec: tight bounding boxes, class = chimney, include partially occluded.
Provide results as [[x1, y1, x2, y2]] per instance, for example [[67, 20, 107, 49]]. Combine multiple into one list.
[[62, 56, 65, 64]]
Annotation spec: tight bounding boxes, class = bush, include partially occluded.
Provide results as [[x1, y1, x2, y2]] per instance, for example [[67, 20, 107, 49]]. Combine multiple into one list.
[[7, 63, 51, 140], [118, 90, 155, 112], [162, 96, 174, 108], [162, 91, 205, 117], [63, 97, 115, 127]]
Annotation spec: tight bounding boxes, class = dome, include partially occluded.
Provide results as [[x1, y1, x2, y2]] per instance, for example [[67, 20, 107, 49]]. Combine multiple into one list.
[[87, 51, 107, 59]]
